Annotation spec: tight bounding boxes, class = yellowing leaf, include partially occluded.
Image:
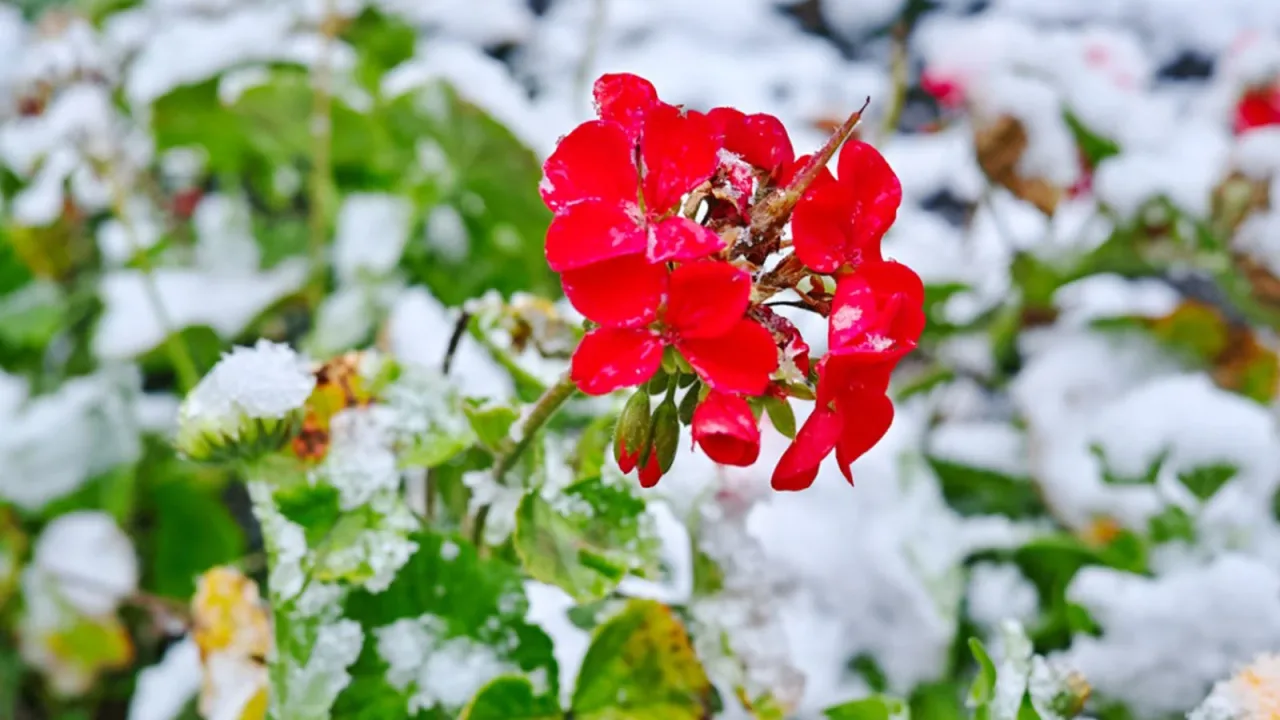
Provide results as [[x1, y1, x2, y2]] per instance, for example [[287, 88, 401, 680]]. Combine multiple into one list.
[[570, 599, 712, 720]]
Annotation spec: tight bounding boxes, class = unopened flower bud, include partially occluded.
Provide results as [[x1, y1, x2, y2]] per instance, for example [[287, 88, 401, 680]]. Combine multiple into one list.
[[650, 398, 681, 476], [175, 341, 316, 463], [692, 391, 761, 466], [613, 389, 652, 474]]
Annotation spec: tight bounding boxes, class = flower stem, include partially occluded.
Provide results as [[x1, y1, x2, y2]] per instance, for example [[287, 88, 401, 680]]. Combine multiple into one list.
[[750, 98, 871, 239], [472, 373, 579, 547]]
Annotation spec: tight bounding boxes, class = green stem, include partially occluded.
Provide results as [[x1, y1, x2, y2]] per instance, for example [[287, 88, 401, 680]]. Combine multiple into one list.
[[472, 373, 579, 546]]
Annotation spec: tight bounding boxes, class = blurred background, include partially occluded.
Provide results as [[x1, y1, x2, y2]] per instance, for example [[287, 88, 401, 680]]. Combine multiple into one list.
[[3, 0, 1280, 718]]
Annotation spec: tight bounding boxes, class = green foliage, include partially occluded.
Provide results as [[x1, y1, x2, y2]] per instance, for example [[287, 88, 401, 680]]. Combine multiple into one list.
[[1176, 462, 1237, 502], [461, 676, 562, 720], [824, 695, 912, 719], [927, 458, 1046, 519], [513, 475, 657, 603]]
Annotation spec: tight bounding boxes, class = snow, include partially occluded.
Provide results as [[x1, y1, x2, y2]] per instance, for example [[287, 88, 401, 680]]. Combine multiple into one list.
[[179, 339, 315, 434], [93, 261, 308, 360], [333, 193, 413, 284], [127, 639, 202, 720], [32, 511, 139, 617], [376, 614, 519, 712], [1061, 554, 1280, 716]]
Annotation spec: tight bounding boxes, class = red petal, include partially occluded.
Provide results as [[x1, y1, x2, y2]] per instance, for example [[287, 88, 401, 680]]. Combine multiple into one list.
[[637, 450, 663, 488], [771, 406, 841, 491], [721, 110, 795, 177], [828, 273, 879, 351], [718, 155, 755, 218], [837, 140, 902, 246], [640, 104, 720, 215], [860, 260, 926, 345], [791, 182, 858, 273], [834, 389, 894, 484], [678, 318, 778, 395], [647, 216, 726, 264], [593, 73, 660, 144], [691, 391, 761, 467], [561, 255, 667, 327], [665, 261, 751, 338], [570, 327, 664, 396], [817, 354, 897, 406], [753, 305, 812, 377], [545, 200, 646, 272], [541, 121, 638, 213]]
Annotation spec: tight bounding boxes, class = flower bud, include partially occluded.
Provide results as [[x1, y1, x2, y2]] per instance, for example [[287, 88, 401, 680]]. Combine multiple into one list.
[[175, 341, 316, 463], [649, 398, 681, 476], [613, 389, 652, 474], [692, 391, 761, 466]]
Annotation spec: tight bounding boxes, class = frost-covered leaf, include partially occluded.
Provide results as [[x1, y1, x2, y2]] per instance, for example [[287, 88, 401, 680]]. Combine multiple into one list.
[[0, 280, 64, 348], [513, 477, 657, 603], [570, 599, 713, 720], [337, 530, 557, 717], [824, 695, 911, 720], [461, 676, 562, 720]]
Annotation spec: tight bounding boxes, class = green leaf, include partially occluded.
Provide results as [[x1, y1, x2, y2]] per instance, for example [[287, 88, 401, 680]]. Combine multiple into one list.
[[908, 682, 966, 720], [968, 638, 998, 708], [1147, 505, 1197, 544], [464, 400, 521, 452], [824, 695, 911, 720], [927, 457, 1046, 519], [1063, 110, 1122, 169], [570, 599, 713, 720], [763, 395, 797, 439], [396, 82, 558, 305], [0, 280, 64, 348], [513, 478, 657, 603], [461, 676, 563, 720], [147, 477, 246, 598], [1176, 462, 1237, 502], [573, 413, 615, 482]]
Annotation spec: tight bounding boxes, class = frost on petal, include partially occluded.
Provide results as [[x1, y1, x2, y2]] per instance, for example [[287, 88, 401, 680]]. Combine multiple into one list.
[[828, 275, 879, 351], [570, 327, 664, 396], [540, 121, 637, 213], [560, 255, 667, 327], [678, 318, 778, 395], [592, 73, 659, 144], [711, 108, 795, 177], [544, 199, 646, 272], [640, 104, 720, 215], [647, 216, 726, 263], [664, 261, 752, 339], [771, 406, 842, 491], [34, 511, 138, 617], [691, 391, 761, 467], [833, 389, 895, 484], [837, 140, 903, 244]]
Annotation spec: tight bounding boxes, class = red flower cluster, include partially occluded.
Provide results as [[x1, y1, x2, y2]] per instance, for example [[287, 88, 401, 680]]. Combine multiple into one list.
[[1235, 83, 1280, 135], [540, 73, 924, 491]]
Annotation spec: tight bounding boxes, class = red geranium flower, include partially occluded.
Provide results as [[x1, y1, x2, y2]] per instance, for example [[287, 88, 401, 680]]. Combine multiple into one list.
[[790, 139, 902, 274], [771, 261, 924, 490], [691, 390, 762, 466], [569, 261, 779, 396]]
